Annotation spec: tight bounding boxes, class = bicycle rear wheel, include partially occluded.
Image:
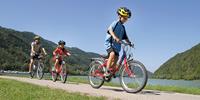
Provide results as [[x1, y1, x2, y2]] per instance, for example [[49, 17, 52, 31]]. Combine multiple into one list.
[[88, 60, 104, 88], [120, 60, 148, 93], [60, 65, 68, 83]]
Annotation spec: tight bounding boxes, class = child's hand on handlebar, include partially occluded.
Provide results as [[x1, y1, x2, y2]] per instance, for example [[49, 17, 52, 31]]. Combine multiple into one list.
[[114, 37, 121, 43], [67, 52, 71, 56], [128, 42, 134, 48]]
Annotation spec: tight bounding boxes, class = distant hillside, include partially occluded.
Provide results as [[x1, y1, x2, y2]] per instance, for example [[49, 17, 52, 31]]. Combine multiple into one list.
[[153, 43, 200, 80], [0, 26, 100, 75], [147, 71, 153, 78]]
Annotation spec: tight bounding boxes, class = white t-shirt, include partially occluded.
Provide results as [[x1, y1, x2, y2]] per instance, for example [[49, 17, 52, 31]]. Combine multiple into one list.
[[30, 41, 42, 56]]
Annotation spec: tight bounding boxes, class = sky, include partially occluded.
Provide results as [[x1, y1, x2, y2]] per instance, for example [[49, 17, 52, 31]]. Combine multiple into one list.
[[0, 0, 200, 72]]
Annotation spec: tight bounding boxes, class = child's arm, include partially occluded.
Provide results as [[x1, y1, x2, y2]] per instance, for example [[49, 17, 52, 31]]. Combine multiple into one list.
[[64, 49, 71, 56], [31, 43, 36, 54], [66, 52, 71, 56], [31, 46, 35, 54], [108, 29, 120, 43], [53, 48, 58, 56], [122, 29, 133, 46], [42, 48, 47, 55], [53, 48, 60, 59]]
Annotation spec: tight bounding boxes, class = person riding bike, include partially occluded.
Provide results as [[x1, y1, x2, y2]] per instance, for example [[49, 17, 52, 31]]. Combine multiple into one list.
[[52, 40, 71, 73], [104, 7, 133, 77], [29, 35, 47, 73]]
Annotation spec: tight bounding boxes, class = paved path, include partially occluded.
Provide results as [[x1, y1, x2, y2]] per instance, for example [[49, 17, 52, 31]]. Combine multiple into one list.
[[0, 76, 200, 100]]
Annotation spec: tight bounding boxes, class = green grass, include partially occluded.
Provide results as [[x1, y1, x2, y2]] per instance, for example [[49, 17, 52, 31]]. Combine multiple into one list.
[[0, 78, 106, 100]]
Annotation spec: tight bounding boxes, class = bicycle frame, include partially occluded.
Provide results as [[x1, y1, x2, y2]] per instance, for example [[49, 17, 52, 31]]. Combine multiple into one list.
[[33, 55, 43, 70], [51, 61, 64, 78], [89, 41, 147, 93], [51, 58, 68, 83], [93, 42, 134, 78], [30, 55, 45, 79]]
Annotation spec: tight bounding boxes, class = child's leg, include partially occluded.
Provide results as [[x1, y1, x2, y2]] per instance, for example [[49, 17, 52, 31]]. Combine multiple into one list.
[[111, 56, 119, 70], [107, 51, 115, 70], [29, 58, 34, 72], [54, 59, 59, 72]]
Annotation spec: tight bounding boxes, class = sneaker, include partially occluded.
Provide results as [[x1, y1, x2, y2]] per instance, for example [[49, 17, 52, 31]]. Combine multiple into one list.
[[129, 74, 135, 78], [104, 71, 112, 81], [104, 71, 110, 77], [103, 67, 110, 76]]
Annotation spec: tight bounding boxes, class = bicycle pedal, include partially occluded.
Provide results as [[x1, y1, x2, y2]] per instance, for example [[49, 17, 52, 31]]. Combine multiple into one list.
[[104, 76, 112, 82]]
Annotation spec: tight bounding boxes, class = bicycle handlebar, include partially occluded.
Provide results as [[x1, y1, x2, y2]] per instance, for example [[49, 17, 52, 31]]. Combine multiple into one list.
[[120, 41, 134, 48]]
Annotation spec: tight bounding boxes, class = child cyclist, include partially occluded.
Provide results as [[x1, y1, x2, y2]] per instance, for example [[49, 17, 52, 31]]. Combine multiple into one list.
[[53, 40, 71, 73], [104, 7, 133, 77], [29, 36, 47, 73]]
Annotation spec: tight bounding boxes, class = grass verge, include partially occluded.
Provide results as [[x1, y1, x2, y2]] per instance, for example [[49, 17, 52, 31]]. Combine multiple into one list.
[[0, 78, 106, 100]]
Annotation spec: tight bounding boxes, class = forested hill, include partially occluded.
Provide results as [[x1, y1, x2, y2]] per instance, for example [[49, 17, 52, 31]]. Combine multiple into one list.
[[153, 43, 200, 80], [0, 26, 99, 75]]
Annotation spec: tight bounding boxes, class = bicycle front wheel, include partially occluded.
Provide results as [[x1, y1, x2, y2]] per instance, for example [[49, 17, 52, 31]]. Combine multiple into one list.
[[51, 65, 57, 82], [37, 62, 44, 80], [30, 64, 36, 78], [60, 65, 68, 83], [120, 60, 148, 93]]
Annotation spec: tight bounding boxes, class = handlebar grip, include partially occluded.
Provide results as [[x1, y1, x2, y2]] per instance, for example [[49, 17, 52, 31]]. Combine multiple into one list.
[[120, 41, 134, 48]]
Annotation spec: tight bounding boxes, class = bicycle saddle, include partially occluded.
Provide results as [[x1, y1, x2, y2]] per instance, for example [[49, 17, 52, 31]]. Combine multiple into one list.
[[100, 54, 109, 59]]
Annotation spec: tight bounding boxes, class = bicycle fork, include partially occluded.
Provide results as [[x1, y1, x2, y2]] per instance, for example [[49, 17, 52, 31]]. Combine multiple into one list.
[[124, 58, 135, 77]]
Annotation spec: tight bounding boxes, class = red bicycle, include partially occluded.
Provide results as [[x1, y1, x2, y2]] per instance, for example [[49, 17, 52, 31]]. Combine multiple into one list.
[[51, 55, 68, 83], [88, 41, 148, 93]]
